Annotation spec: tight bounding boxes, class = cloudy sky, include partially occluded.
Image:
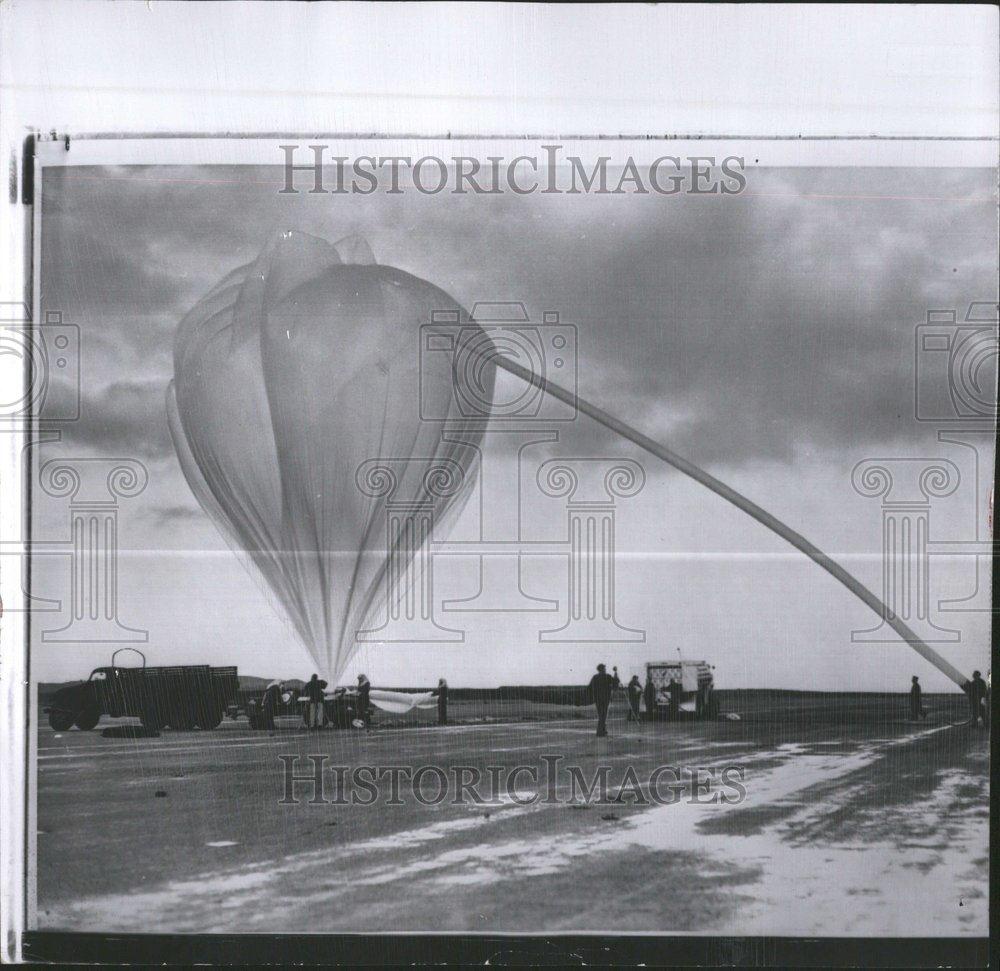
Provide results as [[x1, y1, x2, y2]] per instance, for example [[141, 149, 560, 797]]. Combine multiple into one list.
[[32, 162, 996, 690]]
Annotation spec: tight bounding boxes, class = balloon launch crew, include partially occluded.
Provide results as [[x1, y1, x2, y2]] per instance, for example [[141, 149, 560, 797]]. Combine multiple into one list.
[[356, 674, 372, 729], [305, 674, 327, 730], [626, 675, 642, 722], [588, 664, 620, 737], [437, 678, 448, 726], [909, 676, 926, 721]]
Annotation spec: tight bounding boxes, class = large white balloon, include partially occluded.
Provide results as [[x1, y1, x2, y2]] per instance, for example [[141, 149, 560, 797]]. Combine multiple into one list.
[[168, 231, 493, 683]]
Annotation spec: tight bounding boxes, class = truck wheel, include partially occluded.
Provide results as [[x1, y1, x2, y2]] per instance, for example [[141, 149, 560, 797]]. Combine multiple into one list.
[[169, 704, 195, 730], [74, 707, 101, 731], [48, 709, 75, 732], [195, 706, 223, 730]]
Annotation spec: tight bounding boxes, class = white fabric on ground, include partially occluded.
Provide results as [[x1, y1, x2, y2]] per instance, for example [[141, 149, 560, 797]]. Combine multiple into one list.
[[369, 689, 437, 714]]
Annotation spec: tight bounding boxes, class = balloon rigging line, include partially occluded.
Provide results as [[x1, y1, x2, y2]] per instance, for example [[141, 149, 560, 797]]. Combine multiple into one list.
[[487, 352, 971, 689]]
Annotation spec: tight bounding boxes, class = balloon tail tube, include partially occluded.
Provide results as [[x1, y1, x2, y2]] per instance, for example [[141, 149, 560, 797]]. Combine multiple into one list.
[[489, 355, 971, 690]]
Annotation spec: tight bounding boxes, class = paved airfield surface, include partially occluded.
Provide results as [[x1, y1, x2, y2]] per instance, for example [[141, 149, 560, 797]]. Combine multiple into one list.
[[36, 696, 988, 935]]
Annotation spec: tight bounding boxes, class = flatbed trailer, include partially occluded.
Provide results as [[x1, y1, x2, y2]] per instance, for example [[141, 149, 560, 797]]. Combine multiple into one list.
[[45, 650, 239, 732]]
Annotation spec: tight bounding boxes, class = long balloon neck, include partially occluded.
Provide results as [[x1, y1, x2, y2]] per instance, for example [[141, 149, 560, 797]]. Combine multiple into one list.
[[490, 354, 971, 690]]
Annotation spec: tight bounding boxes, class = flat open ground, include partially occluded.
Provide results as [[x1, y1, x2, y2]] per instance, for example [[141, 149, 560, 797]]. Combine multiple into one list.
[[36, 693, 988, 935]]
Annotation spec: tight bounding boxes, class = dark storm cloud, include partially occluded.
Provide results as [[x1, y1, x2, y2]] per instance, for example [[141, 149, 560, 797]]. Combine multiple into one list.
[[41, 169, 261, 338], [152, 504, 205, 527], [439, 168, 996, 467], [40, 165, 996, 472], [57, 378, 173, 460]]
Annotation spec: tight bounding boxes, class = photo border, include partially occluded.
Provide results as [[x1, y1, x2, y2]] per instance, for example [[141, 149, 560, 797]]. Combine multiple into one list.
[[4, 129, 996, 967]]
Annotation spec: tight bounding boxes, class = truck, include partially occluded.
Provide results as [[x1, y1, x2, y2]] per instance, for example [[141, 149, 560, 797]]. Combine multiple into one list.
[[44, 649, 240, 732], [645, 659, 717, 719]]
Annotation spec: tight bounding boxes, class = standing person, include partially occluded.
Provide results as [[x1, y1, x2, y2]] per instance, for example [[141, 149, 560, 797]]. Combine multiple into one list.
[[261, 680, 283, 730], [909, 676, 926, 721], [667, 677, 682, 718], [967, 670, 987, 728], [588, 663, 620, 737], [356, 674, 372, 730], [437, 678, 448, 726], [644, 673, 657, 721], [304, 673, 327, 730], [626, 675, 642, 722]]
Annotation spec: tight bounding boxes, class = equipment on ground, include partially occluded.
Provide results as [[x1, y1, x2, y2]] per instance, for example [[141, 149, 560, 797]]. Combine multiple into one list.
[[245, 682, 438, 729], [44, 649, 239, 732], [286, 689, 361, 729], [645, 660, 717, 719]]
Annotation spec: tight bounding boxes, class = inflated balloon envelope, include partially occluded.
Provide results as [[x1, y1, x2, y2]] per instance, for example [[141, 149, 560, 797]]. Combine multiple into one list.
[[167, 231, 495, 689]]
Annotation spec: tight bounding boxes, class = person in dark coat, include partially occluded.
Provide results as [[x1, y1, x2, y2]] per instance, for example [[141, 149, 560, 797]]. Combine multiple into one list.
[[304, 674, 327, 729], [967, 670, 987, 728], [356, 674, 372, 729], [644, 673, 657, 721], [437, 678, 448, 726], [626, 675, 642, 722], [909, 676, 926, 721], [588, 663, 620, 737], [667, 678, 682, 717], [261, 680, 283, 730]]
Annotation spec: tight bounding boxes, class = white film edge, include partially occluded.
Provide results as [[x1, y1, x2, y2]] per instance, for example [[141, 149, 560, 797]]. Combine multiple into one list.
[[0, 4, 996, 965]]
